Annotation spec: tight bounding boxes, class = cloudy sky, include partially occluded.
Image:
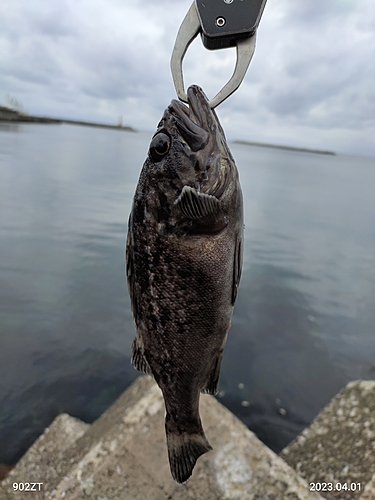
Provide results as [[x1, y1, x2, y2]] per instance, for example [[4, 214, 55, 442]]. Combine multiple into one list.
[[1, 0, 374, 156]]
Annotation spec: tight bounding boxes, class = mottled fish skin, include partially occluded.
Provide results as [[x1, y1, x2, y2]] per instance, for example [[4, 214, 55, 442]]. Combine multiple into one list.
[[126, 85, 243, 484]]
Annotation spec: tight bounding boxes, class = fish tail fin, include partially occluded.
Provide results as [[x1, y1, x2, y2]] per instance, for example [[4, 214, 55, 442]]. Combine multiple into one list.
[[166, 420, 212, 484]]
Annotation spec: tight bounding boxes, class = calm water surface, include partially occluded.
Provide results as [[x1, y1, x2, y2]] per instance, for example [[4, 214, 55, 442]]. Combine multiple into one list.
[[1, 122, 375, 463]]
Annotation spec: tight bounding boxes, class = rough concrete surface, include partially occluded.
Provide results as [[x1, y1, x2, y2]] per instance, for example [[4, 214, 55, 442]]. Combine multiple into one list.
[[0, 414, 89, 500], [0, 376, 321, 500], [359, 474, 375, 500], [280, 380, 375, 500]]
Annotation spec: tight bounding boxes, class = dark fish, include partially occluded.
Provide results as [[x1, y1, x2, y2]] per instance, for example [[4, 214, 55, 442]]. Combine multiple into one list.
[[126, 85, 243, 483]]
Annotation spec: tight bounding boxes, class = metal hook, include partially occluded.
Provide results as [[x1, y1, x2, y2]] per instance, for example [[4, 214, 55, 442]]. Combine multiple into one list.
[[170, 1, 256, 109]]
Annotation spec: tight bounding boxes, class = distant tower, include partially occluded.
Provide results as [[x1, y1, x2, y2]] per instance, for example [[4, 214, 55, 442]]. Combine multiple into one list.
[[118, 116, 123, 128]]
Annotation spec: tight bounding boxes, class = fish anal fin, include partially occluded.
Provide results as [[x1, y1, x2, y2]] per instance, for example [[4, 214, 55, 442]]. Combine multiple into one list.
[[131, 335, 152, 376], [201, 350, 223, 395], [166, 426, 212, 484], [175, 186, 227, 233]]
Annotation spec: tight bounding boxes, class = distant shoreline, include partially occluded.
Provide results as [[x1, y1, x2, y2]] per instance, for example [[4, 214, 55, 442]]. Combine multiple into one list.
[[0, 106, 136, 132], [1, 107, 336, 154], [233, 139, 336, 156]]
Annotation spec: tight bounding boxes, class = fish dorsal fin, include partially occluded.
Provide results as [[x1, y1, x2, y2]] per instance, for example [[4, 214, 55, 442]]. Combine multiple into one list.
[[175, 185, 221, 220]]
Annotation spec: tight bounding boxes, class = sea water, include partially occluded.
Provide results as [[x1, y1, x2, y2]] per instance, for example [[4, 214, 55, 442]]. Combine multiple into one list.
[[1, 122, 374, 463]]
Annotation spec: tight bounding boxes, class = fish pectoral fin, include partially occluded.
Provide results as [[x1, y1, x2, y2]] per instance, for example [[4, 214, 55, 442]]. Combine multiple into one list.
[[175, 185, 220, 219], [201, 349, 223, 395], [131, 335, 153, 376], [175, 186, 227, 233]]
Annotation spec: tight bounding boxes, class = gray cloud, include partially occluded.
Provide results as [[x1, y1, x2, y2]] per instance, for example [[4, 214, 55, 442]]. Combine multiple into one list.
[[0, 0, 374, 156]]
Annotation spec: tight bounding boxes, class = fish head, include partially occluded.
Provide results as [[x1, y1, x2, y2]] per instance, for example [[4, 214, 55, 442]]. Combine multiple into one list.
[[145, 85, 240, 233]]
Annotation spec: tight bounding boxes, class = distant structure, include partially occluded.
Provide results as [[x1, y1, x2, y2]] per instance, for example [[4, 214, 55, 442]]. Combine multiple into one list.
[[0, 105, 136, 132], [0, 105, 59, 124], [0, 106, 25, 121]]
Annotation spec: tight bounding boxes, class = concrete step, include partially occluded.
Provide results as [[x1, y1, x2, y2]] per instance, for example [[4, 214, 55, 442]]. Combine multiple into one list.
[[0, 376, 322, 500], [0, 413, 89, 499], [360, 476, 375, 500], [280, 380, 375, 500]]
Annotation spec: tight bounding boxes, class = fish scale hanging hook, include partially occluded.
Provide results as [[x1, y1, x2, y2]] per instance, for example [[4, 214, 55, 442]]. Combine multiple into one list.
[[170, 0, 267, 109]]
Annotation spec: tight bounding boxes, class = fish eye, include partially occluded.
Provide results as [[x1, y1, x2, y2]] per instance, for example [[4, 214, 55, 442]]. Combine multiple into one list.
[[149, 133, 171, 161]]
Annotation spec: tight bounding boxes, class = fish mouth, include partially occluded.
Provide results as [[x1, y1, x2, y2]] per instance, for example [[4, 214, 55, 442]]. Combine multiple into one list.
[[168, 85, 216, 152], [167, 85, 229, 199]]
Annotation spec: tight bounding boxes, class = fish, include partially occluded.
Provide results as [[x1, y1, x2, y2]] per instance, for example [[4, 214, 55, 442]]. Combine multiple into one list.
[[126, 85, 243, 484]]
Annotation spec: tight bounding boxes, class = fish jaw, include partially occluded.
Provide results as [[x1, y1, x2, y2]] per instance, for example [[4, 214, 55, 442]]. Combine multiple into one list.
[[167, 85, 224, 196]]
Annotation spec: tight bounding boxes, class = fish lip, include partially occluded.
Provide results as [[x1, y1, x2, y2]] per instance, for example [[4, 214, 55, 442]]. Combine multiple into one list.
[[167, 85, 216, 153], [169, 85, 212, 127], [186, 85, 212, 129]]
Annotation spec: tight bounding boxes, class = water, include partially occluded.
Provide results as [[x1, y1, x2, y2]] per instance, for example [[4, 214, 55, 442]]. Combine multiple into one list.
[[1, 122, 375, 464]]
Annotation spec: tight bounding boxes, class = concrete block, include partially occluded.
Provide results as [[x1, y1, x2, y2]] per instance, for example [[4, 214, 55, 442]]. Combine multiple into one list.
[[280, 380, 375, 500], [359, 474, 375, 500], [0, 414, 89, 499], [1, 376, 321, 499]]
